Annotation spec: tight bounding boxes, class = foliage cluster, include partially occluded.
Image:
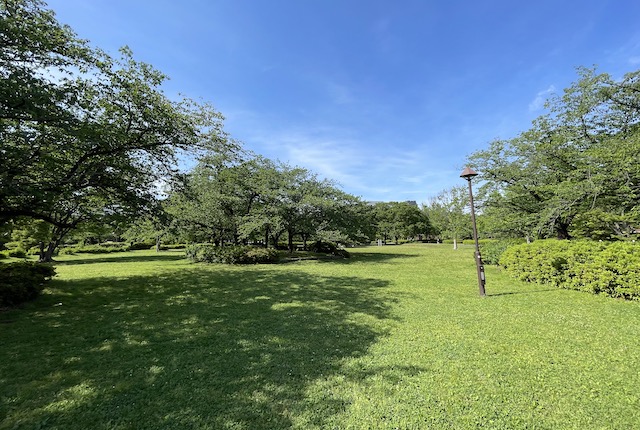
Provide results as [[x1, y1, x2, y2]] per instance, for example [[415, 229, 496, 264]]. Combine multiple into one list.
[[423, 186, 471, 246], [171, 153, 379, 252], [0, 0, 228, 262], [308, 240, 351, 258], [470, 68, 640, 241], [185, 244, 280, 264], [370, 201, 431, 244], [500, 240, 640, 299], [0, 261, 56, 307], [479, 238, 527, 265]]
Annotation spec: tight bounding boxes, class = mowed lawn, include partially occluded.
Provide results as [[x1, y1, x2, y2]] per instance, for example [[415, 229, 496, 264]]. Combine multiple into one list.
[[1, 245, 639, 429]]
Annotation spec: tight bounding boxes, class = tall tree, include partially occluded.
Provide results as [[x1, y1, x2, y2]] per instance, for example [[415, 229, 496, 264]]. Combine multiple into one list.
[[469, 67, 640, 240], [0, 0, 229, 261]]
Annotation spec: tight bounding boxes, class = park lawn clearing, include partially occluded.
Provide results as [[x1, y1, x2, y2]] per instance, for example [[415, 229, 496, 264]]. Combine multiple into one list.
[[1, 245, 639, 429]]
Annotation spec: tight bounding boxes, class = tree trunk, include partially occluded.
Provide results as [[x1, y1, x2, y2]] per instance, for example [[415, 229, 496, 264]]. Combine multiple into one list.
[[155, 235, 161, 252], [287, 229, 294, 253], [271, 231, 283, 249], [556, 222, 571, 240], [453, 237, 458, 250], [264, 226, 270, 249], [38, 241, 45, 262], [38, 224, 73, 263]]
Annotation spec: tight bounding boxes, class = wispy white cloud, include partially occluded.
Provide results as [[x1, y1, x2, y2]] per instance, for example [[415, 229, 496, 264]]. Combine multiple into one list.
[[528, 85, 556, 112], [243, 124, 449, 202]]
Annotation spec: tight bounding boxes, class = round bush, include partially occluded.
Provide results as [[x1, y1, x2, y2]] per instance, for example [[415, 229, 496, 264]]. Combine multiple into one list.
[[185, 244, 279, 264], [0, 262, 56, 307]]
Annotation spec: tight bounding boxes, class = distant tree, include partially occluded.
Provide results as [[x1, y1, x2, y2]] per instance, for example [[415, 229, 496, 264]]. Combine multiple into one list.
[[424, 187, 470, 249], [170, 152, 369, 251], [373, 202, 431, 244], [0, 0, 229, 261]]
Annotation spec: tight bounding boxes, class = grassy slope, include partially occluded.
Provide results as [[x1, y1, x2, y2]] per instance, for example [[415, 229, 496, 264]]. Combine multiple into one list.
[[1, 245, 639, 429]]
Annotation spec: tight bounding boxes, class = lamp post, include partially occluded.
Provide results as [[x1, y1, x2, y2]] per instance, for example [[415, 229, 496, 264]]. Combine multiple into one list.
[[460, 167, 486, 296]]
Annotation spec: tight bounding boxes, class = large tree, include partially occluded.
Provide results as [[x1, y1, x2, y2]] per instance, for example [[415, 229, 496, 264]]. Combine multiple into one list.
[[0, 0, 228, 261], [469, 68, 640, 240]]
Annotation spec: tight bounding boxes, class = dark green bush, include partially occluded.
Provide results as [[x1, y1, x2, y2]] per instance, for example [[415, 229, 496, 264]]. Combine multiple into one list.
[[308, 241, 350, 258], [500, 240, 639, 299], [185, 244, 279, 264], [129, 242, 155, 251], [0, 262, 56, 307], [7, 248, 27, 258], [158, 244, 186, 250], [480, 239, 526, 265]]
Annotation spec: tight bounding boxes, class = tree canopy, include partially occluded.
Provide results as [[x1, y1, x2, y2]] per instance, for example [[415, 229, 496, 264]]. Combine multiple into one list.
[[1, 0, 230, 260], [469, 67, 640, 240]]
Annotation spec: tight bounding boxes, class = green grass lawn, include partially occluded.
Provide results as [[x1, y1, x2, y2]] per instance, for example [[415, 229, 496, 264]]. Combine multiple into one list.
[[1, 245, 639, 429]]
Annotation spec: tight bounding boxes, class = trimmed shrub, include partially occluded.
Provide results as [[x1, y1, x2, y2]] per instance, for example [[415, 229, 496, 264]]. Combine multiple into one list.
[[185, 244, 279, 264], [565, 242, 640, 299], [0, 262, 56, 307], [129, 242, 155, 251], [59, 243, 130, 254], [500, 240, 639, 300], [7, 248, 27, 258], [480, 239, 526, 265]]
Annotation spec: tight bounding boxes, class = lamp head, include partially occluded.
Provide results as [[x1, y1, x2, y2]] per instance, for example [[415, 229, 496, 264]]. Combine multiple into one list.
[[460, 167, 478, 179]]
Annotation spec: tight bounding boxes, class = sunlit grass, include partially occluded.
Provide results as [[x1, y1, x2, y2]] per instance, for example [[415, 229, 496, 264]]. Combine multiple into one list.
[[1, 245, 639, 429]]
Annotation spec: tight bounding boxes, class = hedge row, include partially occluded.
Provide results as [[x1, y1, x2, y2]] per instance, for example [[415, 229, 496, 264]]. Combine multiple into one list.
[[0, 262, 56, 307], [186, 244, 280, 264], [59, 242, 185, 255], [500, 240, 640, 300], [479, 239, 527, 265]]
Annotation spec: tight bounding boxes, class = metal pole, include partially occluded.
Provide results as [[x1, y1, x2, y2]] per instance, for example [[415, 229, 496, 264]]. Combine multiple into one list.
[[465, 177, 486, 296]]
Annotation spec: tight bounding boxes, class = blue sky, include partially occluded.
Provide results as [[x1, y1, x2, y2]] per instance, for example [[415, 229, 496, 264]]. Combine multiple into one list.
[[47, 0, 640, 203]]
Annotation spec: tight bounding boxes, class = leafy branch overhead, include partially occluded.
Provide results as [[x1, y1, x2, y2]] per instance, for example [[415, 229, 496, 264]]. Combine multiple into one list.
[[1, 0, 231, 261], [469, 67, 640, 240]]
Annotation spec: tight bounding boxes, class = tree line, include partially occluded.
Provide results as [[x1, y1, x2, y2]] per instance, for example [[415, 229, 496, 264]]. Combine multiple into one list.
[[4, 1, 637, 263], [1, 0, 440, 260]]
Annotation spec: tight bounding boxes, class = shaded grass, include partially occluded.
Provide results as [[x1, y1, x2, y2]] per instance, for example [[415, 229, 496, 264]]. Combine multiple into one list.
[[1, 245, 639, 429]]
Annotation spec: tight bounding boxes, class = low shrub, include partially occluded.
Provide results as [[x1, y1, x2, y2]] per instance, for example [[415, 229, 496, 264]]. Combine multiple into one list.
[[129, 242, 155, 251], [59, 243, 130, 254], [186, 244, 280, 264], [158, 244, 187, 250], [7, 248, 27, 258], [0, 262, 56, 307], [500, 240, 639, 300], [480, 239, 526, 265], [308, 241, 350, 258]]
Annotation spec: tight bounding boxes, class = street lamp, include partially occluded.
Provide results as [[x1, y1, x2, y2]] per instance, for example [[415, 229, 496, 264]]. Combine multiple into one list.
[[460, 167, 486, 296]]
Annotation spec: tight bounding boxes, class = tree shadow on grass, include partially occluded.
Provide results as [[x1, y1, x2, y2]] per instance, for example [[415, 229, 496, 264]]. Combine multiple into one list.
[[1, 266, 403, 429]]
